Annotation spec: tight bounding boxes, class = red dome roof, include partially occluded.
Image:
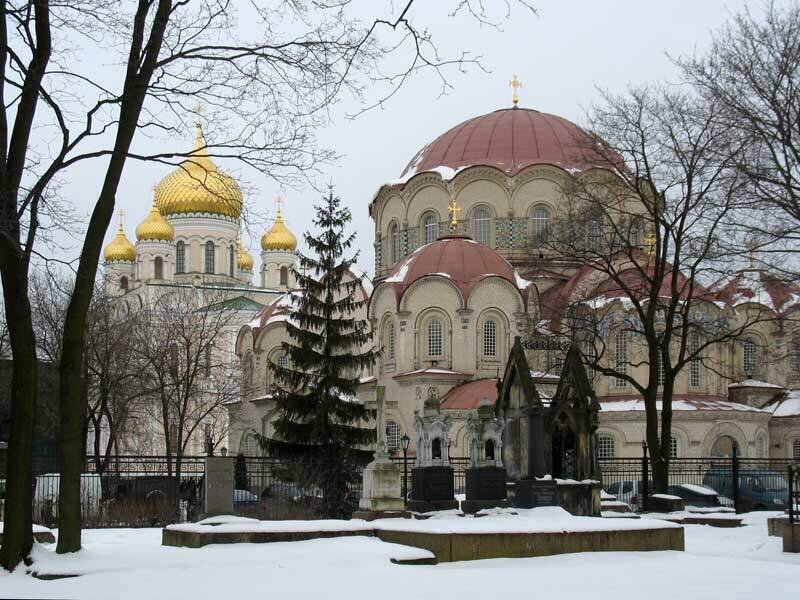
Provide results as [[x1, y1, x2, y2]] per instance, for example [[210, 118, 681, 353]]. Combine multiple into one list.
[[440, 378, 498, 410], [381, 236, 526, 306], [401, 108, 619, 179]]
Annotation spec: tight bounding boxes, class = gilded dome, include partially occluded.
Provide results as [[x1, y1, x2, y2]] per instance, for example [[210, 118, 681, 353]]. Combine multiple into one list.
[[136, 200, 174, 241], [154, 123, 242, 218], [261, 207, 297, 251], [104, 213, 136, 262], [237, 238, 254, 272]]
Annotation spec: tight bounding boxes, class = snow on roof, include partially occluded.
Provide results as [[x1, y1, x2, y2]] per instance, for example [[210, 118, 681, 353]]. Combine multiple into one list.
[[728, 379, 784, 389], [764, 389, 800, 417], [530, 371, 560, 381], [600, 397, 768, 413], [515, 271, 532, 289], [393, 367, 473, 379]]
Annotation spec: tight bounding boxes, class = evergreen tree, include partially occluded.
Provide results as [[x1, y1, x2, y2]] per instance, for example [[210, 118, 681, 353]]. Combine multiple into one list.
[[259, 190, 376, 518]]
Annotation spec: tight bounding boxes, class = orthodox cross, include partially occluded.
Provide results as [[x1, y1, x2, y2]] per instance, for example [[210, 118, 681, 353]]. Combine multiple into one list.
[[118, 209, 125, 230], [509, 74, 522, 108], [747, 238, 757, 268], [275, 193, 285, 218], [644, 225, 657, 262], [448, 196, 461, 234]]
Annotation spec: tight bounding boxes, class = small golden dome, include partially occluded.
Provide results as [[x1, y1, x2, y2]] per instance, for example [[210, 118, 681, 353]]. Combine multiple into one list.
[[261, 205, 297, 251], [237, 238, 254, 272], [136, 200, 174, 241], [104, 211, 136, 262], [154, 122, 242, 218]]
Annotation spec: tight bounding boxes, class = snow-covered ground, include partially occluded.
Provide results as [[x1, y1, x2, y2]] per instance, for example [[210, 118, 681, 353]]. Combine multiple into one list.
[[1, 512, 798, 600]]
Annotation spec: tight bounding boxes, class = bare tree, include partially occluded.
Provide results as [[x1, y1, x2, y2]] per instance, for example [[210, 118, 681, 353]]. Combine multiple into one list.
[[677, 2, 800, 276], [545, 85, 770, 491], [132, 287, 239, 480], [0, 0, 535, 567]]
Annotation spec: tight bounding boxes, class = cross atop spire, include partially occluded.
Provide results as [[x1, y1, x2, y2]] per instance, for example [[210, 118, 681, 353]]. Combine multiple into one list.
[[275, 193, 285, 219], [509, 74, 522, 108], [118, 209, 125, 231]]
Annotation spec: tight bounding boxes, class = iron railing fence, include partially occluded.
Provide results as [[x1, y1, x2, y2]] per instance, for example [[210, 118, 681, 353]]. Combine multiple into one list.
[[388, 456, 469, 498], [599, 453, 798, 513], [30, 454, 206, 529], [789, 464, 800, 523]]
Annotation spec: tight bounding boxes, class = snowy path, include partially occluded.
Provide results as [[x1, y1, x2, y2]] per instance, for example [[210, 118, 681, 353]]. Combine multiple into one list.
[[1, 512, 798, 600]]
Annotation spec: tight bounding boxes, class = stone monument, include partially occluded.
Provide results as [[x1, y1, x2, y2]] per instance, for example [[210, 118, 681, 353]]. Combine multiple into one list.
[[354, 387, 406, 519], [462, 398, 509, 513], [407, 387, 458, 513], [204, 455, 234, 516], [496, 339, 602, 515]]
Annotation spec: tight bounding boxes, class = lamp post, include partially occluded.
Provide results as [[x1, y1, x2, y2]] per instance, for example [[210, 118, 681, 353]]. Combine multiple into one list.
[[401, 434, 410, 507]]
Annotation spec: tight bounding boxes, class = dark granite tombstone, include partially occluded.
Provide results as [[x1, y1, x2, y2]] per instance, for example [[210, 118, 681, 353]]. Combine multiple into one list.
[[407, 388, 458, 513], [496, 339, 602, 516], [462, 403, 508, 513]]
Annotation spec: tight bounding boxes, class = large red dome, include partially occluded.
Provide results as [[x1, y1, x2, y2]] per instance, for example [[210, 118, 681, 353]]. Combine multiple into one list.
[[381, 236, 527, 306], [401, 108, 618, 179]]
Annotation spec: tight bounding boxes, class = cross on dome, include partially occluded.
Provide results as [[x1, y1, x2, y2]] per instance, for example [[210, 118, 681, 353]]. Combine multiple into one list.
[[509, 74, 522, 108]]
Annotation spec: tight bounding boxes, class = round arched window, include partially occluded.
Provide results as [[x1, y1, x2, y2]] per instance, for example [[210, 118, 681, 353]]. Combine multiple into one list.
[[422, 213, 439, 245], [711, 435, 737, 459], [472, 207, 492, 246]]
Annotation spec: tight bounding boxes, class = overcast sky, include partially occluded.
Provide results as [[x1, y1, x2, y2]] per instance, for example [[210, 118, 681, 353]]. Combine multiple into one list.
[[88, 0, 762, 279]]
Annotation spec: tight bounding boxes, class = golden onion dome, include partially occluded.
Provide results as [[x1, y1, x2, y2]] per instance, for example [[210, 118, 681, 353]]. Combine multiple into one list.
[[104, 212, 136, 262], [237, 238, 254, 272], [154, 122, 242, 218], [135, 199, 174, 241], [261, 206, 297, 251]]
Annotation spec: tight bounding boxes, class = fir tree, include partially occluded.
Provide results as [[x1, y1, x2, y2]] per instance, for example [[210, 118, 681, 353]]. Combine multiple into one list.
[[259, 190, 376, 518]]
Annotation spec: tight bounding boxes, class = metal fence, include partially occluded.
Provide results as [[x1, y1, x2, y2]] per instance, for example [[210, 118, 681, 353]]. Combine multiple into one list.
[[599, 447, 798, 513], [30, 455, 205, 529], [389, 456, 470, 498]]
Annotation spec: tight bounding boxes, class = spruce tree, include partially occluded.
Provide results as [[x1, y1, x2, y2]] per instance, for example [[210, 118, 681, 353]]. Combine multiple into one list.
[[260, 190, 376, 518]]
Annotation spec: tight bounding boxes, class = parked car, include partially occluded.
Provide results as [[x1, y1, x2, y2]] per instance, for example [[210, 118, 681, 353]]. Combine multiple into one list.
[[33, 473, 102, 524], [702, 468, 789, 511], [233, 489, 259, 506]]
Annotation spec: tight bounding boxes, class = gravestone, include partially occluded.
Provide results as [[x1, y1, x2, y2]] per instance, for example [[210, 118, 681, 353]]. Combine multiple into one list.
[[354, 387, 406, 519], [496, 339, 602, 515], [204, 456, 234, 516], [407, 387, 458, 513], [462, 401, 509, 513]]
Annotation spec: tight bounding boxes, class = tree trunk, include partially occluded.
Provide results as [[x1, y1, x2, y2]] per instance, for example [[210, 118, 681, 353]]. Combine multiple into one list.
[[0, 263, 38, 571], [656, 378, 676, 494], [643, 384, 665, 494]]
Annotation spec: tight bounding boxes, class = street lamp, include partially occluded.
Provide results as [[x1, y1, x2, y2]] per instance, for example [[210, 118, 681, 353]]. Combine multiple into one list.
[[401, 434, 410, 507]]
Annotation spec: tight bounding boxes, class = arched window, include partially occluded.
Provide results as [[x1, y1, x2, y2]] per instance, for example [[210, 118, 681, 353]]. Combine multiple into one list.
[[756, 433, 767, 459], [585, 342, 596, 381], [241, 434, 259, 456], [670, 436, 679, 458], [530, 206, 550, 247], [168, 422, 178, 454], [154, 256, 163, 280], [204, 241, 215, 274], [472, 207, 492, 246], [386, 421, 400, 451], [614, 330, 628, 387], [280, 266, 288, 286], [793, 438, 800, 460], [587, 216, 602, 251], [482, 319, 497, 358], [119, 276, 129, 291], [229, 245, 235, 276], [176, 241, 185, 274], [743, 338, 757, 374], [385, 322, 396, 363], [427, 319, 443, 358], [276, 354, 289, 370], [422, 213, 439, 245], [169, 344, 179, 378], [689, 330, 701, 387], [598, 435, 616, 459], [389, 223, 401, 264], [790, 335, 800, 378]]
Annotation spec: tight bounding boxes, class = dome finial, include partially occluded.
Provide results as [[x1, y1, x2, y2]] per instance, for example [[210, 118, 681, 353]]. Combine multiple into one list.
[[509, 74, 522, 108], [118, 209, 125, 231], [275, 193, 285, 219]]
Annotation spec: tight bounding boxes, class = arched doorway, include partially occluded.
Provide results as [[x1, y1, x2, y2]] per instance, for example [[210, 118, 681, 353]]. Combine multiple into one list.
[[552, 413, 576, 479]]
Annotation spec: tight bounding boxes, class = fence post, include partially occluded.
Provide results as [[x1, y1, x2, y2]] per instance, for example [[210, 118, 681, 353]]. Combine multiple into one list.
[[641, 441, 649, 513], [790, 465, 795, 525], [732, 442, 740, 514]]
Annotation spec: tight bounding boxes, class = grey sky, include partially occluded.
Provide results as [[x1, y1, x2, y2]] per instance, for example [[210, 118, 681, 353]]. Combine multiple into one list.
[[90, 0, 756, 279]]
